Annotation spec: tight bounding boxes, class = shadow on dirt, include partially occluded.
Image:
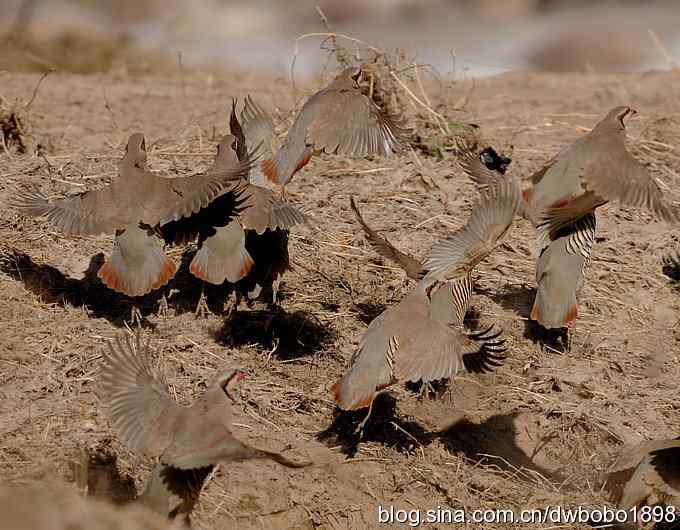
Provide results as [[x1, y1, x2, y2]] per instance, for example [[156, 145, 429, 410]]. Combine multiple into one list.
[[662, 252, 680, 287], [438, 412, 560, 483], [477, 282, 533, 320], [214, 307, 337, 360], [0, 248, 164, 327], [0, 248, 311, 332], [523, 320, 570, 352], [317, 394, 435, 458], [352, 300, 387, 325]]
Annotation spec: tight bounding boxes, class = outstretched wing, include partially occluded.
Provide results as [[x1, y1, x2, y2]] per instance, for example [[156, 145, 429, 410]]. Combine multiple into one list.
[[394, 322, 506, 383], [423, 175, 520, 283], [350, 197, 423, 281], [99, 331, 176, 454], [305, 88, 409, 157], [159, 188, 247, 246], [581, 151, 678, 224], [541, 148, 679, 238], [143, 156, 253, 228], [10, 182, 131, 235], [240, 95, 279, 187], [239, 185, 307, 235]]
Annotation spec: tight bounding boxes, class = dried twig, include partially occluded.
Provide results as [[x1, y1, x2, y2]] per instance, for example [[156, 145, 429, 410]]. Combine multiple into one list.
[[23, 70, 52, 112]]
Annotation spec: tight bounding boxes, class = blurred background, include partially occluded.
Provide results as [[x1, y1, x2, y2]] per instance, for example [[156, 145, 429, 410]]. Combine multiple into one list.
[[1, 0, 679, 79]]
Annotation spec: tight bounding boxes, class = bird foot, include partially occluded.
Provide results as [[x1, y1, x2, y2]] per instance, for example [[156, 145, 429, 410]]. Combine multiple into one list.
[[195, 291, 211, 319], [264, 337, 280, 366], [353, 402, 374, 438], [418, 381, 436, 400], [130, 306, 143, 327], [224, 293, 238, 318], [156, 295, 170, 318]]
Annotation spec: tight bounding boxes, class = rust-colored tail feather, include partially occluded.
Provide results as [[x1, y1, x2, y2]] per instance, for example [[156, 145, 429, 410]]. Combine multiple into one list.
[[98, 253, 176, 297], [330, 380, 342, 404]]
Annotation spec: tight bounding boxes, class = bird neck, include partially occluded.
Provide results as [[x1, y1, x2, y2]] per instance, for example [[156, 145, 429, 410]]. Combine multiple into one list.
[[591, 121, 626, 140]]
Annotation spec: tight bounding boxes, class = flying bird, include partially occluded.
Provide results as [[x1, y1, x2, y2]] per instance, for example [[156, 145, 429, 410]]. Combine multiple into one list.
[[12, 133, 251, 297], [257, 65, 410, 190], [100, 331, 310, 522], [161, 98, 308, 307], [333, 175, 519, 431]]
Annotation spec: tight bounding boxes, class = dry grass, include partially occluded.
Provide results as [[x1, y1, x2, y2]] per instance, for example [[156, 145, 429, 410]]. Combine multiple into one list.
[[0, 49, 679, 529]]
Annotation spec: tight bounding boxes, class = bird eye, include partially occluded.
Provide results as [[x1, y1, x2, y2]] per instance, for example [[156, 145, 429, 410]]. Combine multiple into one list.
[[231, 140, 238, 150]]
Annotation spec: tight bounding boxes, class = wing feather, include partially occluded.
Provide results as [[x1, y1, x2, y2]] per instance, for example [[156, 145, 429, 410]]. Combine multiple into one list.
[[99, 331, 176, 454], [423, 175, 520, 283], [350, 197, 424, 281]]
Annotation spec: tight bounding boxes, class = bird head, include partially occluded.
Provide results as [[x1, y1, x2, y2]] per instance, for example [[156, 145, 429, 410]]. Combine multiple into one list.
[[209, 367, 248, 402], [123, 133, 147, 170], [214, 134, 241, 165], [339, 65, 364, 85], [604, 106, 638, 131]]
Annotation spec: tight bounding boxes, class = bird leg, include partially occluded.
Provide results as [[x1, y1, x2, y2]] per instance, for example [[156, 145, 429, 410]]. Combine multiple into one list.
[[271, 275, 283, 307], [195, 284, 210, 318], [418, 381, 437, 400], [130, 306, 143, 327], [565, 327, 573, 353], [156, 294, 169, 318], [354, 400, 374, 438], [220, 291, 239, 346], [224, 290, 238, 319]]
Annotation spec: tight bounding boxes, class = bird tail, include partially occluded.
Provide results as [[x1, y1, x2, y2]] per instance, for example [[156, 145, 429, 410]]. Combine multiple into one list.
[[262, 145, 313, 187], [98, 224, 176, 297], [189, 221, 253, 284], [531, 214, 596, 329], [330, 376, 374, 411], [531, 285, 578, 329]]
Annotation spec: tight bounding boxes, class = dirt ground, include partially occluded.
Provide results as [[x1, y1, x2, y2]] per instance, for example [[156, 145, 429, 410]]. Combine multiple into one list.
[[1, 66, 679, 529]]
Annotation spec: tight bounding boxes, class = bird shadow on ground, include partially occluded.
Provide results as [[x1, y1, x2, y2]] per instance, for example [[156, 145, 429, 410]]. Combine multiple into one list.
[[662, 253, 680, 287], [316, 393, 435, 458], [352, 301, 387, 325], [170, 250, 291, 316], [0, 248, 294, 327], [438, 412, 561, 484], [523, 321, 570, 352], [0, 248, 164, 327], [475, 283, 569, 351], [214, 307, 337, 360], [477, 283, 533, 320]]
